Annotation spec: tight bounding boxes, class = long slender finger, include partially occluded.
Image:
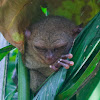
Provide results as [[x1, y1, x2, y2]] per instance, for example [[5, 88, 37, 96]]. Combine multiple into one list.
[[53, 63, 61, 69], [61, 54, 73, 59], [58, 61, 69, 69], [49, 65, 59, 71], [60, 59, 74, 66]]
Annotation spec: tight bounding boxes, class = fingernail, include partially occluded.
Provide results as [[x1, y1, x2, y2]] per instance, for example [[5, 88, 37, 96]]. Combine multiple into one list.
[[60, 59, 62, 61], [58, 61, 60, 63], [65, 65, 69, 69], [70, 61, 74, 66], [49, 65, 52, 68], [68, 54, 73, 59]]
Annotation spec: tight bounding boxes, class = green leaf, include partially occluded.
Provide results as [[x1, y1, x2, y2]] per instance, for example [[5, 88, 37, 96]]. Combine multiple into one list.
[[18, 51, 30, 100], [9, 48, 18, 61], [41, 6, 48, 16], [89, 76, 100, 100], [56, 51, 100, 100], [77, 62, 100, 100], [5, 86, 16, 100], [0, 45, 15, 61], [33, 68, 67, 100], [61, 40, 100, 93]]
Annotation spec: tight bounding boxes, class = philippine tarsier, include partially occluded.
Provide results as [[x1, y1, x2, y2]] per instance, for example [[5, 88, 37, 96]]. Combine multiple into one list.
[[23, 16, 82, 92]]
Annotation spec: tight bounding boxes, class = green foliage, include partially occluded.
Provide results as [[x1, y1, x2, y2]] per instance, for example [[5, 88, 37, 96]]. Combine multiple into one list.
[[5, 48, 18, 99], [77, 64, 100, 100], [9, 48, 18, 61], [0, 45, 17, 99], [56, 51, 100, 100], [89, 78, 100, 100], [5, 88, 17, 100], [18, 51, 30, 100], [41, 6, 48, 16], [33, 67, 67, 100], [0, 45, 15, 61], [46, 0, 100, 25]]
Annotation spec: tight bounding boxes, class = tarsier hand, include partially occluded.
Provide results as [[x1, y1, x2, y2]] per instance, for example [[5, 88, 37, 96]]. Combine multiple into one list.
[[50, 54, 74, 71]]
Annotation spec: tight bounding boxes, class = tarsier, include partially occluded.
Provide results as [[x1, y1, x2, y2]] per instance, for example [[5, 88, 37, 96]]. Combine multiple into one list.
[[24, 16, 81, 92]]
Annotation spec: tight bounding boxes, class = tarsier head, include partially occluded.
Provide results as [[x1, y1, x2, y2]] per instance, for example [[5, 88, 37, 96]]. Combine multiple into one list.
[[25, 16, 79, 68]]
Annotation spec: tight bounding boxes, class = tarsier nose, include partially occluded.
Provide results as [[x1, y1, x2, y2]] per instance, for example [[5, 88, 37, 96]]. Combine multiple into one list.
[[47, 56, 53, 61], [45, 51, 55, 64], [46, 58, 55, 65], [47, 54, 53, 61]]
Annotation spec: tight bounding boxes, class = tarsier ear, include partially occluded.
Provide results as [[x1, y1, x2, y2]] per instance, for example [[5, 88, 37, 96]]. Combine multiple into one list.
[[25, 29, 31, 39], [72, 23, 83, 38]]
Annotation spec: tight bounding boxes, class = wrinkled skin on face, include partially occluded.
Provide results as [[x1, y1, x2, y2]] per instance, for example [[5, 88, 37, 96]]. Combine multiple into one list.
[[24, 16, 77, 92]]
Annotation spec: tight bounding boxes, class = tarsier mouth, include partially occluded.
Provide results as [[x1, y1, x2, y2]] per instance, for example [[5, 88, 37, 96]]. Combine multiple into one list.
[[46, 57, 60, 65]]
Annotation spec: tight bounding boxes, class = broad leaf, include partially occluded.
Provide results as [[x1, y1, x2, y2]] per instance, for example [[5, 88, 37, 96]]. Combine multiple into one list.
[[5, 88, 16, 100], [56, 51, 100, 100], [33, 68, 67, 100]]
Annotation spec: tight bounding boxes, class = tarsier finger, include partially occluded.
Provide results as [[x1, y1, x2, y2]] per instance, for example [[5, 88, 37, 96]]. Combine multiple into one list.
[[58, 61, 69, 69], [61, 53, 73, 59], [60, 59, 74, 66], [49, 65, 58, 71]]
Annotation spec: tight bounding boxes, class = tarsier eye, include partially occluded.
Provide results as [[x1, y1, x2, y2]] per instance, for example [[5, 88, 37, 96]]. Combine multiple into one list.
[[54, 48, 58, 52], [34, 46, 47, 52], [54, 45, 67, 52]]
